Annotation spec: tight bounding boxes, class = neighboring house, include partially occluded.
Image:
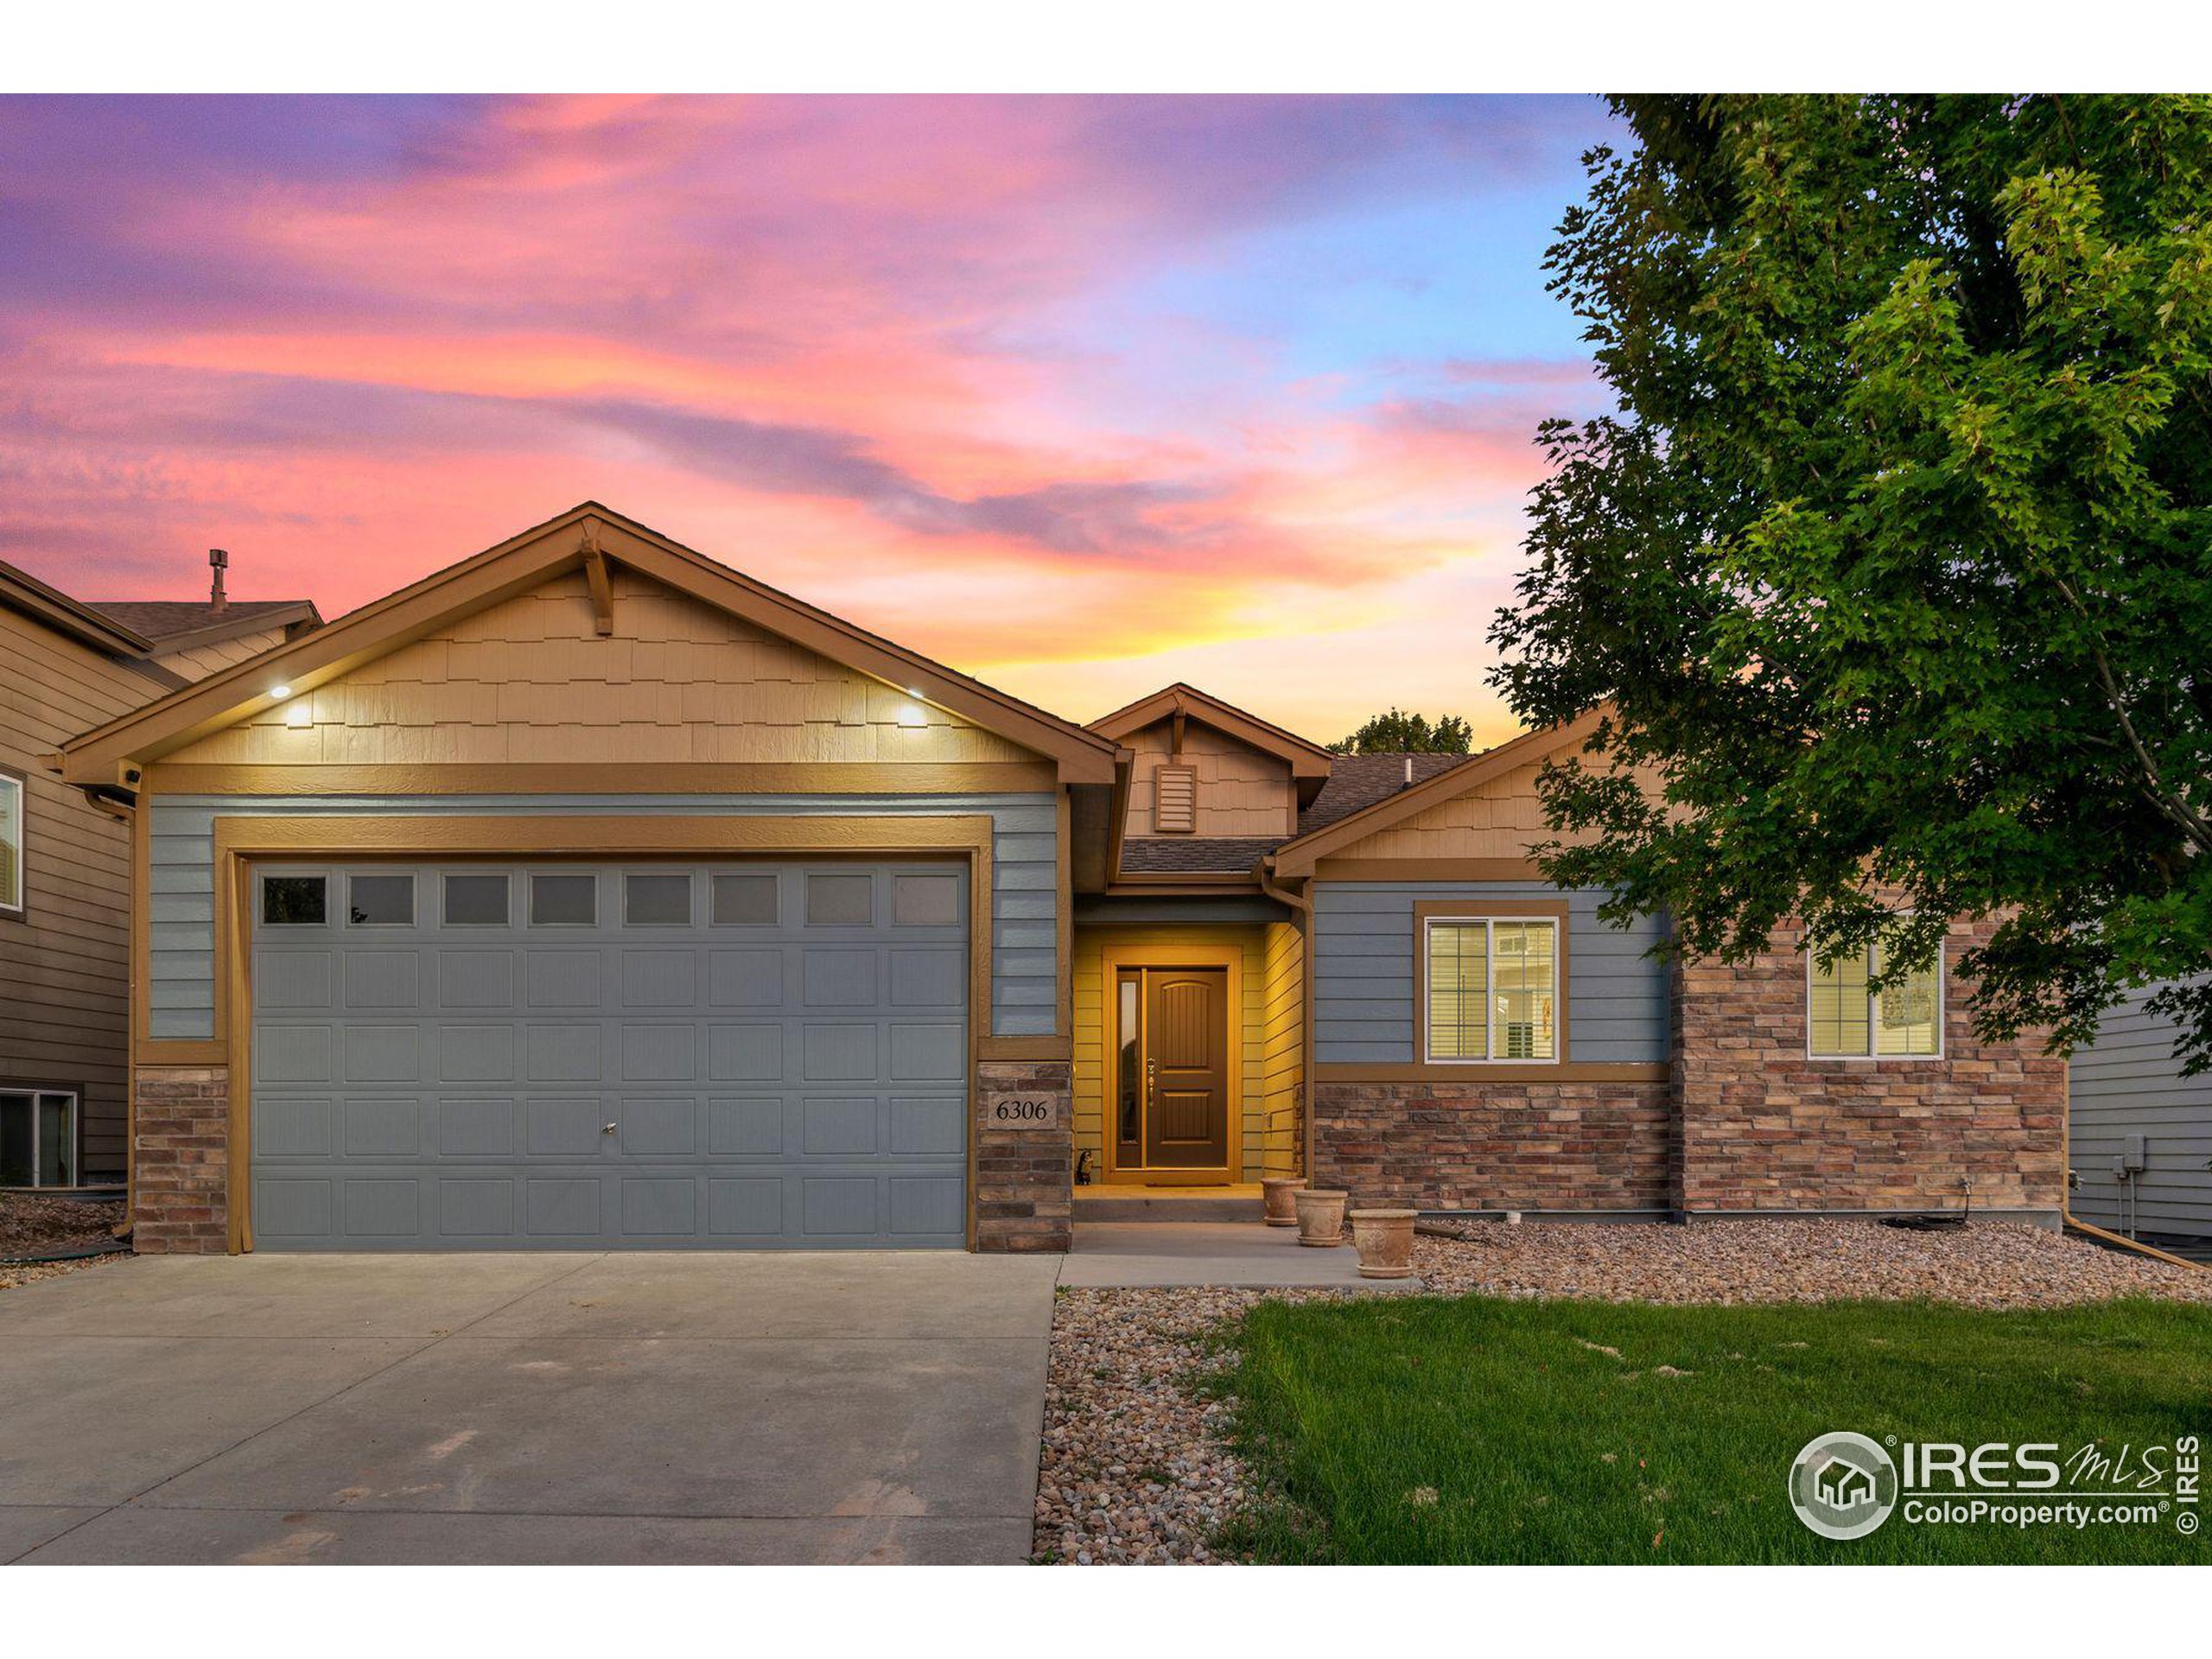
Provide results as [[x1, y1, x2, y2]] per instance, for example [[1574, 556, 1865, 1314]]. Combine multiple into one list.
[[1, 554, 320, 1190], [87, 546, 325, 681], [51, 503, 2065, 1254], [2069, 982, 2212, 1244]]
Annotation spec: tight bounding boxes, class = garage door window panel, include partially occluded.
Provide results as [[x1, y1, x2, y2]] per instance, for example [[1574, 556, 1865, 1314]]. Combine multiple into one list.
[[806, 872, 873, 925], [263, 874, 327, 926], [625, 872, 693, 926], [443, 873, 510, 927], [347, 873, 414, 926], [531, 872, 597, 926], [711, 872, 779, 926]]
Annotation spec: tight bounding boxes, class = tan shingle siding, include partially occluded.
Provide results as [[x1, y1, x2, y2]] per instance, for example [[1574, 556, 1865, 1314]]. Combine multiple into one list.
[[159, 568, 1042, 770], [1, 602, 160, 1176]]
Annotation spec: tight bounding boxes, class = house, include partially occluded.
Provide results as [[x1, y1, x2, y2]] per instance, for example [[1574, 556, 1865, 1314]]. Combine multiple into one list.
[[86, 550, 323, 682], [1, 553, 318, 1189], [2068, 981, 2212, 1246], [51, 503, 2066, 1252], [1815, 1459, 1876, 1512]]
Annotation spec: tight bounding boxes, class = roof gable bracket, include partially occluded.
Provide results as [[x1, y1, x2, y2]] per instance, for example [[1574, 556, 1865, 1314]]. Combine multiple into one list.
[[580, 518, 615, 637]]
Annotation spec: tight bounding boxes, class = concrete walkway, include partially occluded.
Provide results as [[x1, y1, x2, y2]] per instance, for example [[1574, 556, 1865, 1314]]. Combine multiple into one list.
[[0, 1250, 1059, 1565], [1057, 1221, 1422, 1290]]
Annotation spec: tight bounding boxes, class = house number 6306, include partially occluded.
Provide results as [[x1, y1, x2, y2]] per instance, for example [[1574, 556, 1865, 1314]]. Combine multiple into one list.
[[993, 1099, 1053, 1122]]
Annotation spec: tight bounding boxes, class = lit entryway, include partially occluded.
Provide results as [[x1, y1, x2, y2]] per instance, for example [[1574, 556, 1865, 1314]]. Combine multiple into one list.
[[247, 860, 969, 1249]]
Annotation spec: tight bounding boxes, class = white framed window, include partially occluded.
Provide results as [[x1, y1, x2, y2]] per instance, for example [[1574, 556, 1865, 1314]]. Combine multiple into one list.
[[1808, 929, 1943, 1058], [0, 1089, 77, 1187], [0, 769, 23, 918], [1423, 916, 1560, 1064]]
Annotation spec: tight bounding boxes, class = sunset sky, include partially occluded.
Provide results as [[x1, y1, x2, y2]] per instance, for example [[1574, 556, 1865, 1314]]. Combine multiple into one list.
[[0, 94, 1618, 745]]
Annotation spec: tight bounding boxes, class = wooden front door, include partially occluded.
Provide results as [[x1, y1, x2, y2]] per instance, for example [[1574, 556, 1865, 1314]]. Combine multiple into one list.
[[1114, 966, 1230, 1172]]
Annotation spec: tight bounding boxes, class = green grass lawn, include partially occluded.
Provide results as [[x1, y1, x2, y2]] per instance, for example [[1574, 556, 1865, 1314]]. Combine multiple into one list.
[[1219, 1295, 2212, 1563]]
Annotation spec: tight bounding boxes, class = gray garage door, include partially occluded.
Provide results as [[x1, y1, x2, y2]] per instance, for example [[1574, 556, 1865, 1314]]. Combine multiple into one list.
[[248, 860, 969, 1250]]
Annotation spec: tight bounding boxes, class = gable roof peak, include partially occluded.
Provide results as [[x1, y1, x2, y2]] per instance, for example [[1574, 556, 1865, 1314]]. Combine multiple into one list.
[[58, 501, 1119, 787], [1268, 710, 1608, 875], [1086, 681, 1334, 782]]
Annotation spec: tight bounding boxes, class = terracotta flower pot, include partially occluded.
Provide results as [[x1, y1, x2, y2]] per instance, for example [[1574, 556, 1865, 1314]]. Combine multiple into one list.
[[1349, 1209, 1418, 1279], [1261, 1176, 1302, 1228], [1293, 1188, 1349, 1248]]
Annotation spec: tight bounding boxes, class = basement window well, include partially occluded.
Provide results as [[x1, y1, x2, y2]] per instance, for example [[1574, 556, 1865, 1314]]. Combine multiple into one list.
[[0, 1090, 76, 1187]]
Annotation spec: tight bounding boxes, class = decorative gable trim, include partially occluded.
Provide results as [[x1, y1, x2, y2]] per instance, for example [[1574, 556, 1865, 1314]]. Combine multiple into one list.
[[1088, 682, 1334, 794]]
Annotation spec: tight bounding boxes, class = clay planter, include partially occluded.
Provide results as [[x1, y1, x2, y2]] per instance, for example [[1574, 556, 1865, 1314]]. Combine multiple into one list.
[[1293, 1188, 1349, 1248], [1349, 1209, 1418, 1279], [1261, 1176, 1302, 1228]]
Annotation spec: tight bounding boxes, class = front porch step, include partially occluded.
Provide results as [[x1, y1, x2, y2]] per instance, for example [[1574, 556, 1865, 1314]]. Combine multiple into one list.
[[1072, 1186, 1266, 1224]]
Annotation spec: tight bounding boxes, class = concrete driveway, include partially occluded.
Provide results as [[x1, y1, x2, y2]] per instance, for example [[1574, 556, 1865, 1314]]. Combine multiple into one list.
[[0, 1250, 1059, 1565]]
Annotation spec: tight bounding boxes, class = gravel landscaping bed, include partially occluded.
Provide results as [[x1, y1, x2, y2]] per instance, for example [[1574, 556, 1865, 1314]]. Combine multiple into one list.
[[1033, 1286, 1338, 1564], [1032, 1220, 2212, 1564], [0, 1192, 129, 1292], [1408, 1217, 2212, 1306]]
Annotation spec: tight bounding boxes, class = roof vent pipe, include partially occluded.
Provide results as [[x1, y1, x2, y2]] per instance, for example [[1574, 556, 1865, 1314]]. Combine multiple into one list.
[[1404, 755, 1413, 785], [208, 547, 229, 611]]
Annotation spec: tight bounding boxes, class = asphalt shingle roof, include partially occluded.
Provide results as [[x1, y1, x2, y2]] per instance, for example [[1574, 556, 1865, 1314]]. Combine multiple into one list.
[[1294, 752, 1472, 837], [84, 599, 315, 641], [1118, 836, 1284, 874]]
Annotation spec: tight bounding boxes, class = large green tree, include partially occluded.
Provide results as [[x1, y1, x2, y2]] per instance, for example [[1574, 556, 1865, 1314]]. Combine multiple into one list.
[[1490, 96, 2212, 1066], [1329, 708, 1474, 755]]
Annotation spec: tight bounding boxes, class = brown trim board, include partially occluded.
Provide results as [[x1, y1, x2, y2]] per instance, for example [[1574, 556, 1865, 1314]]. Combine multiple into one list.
[[142, 762, 1059, 797], [1315, 1063, 1669, 1084], [1313, 857, 1547, 883]]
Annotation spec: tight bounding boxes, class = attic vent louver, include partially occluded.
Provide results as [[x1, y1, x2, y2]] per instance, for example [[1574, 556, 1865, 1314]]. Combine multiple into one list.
[[1155, 764, 1198, 834]]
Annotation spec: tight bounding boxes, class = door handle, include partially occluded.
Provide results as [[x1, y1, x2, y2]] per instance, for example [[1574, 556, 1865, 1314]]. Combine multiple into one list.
[[602, 1122, 618, 1135]]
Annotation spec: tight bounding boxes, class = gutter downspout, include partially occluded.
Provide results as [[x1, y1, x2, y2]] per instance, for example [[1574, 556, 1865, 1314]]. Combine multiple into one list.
[[1258, 855, 1314, 1183]]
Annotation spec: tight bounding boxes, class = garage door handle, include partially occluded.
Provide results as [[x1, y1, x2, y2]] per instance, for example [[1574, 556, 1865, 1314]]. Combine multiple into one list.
[[603, 1122, 618, 1135]]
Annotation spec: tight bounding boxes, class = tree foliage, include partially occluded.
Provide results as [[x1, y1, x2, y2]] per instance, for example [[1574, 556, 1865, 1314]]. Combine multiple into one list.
[[1329, 708, 1476, 755], [1490, 95, 2212, 1066]]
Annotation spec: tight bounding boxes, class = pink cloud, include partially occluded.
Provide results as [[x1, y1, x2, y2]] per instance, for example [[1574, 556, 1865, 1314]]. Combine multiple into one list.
[[0, 95, 1616, 736]]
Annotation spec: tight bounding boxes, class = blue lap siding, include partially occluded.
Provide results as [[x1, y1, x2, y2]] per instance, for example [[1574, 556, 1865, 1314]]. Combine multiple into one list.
[[1312, 881, 1669, 1066]]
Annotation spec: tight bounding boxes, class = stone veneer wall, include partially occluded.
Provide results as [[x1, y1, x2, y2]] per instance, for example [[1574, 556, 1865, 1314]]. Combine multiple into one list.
[[1672, 918, 2066, 1215], [1311, 1079, 1675, 1211], [973, 1058, 1074, 1250], [131, 1065, 232, 1253], [1310, 918, 2066, 1217]]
